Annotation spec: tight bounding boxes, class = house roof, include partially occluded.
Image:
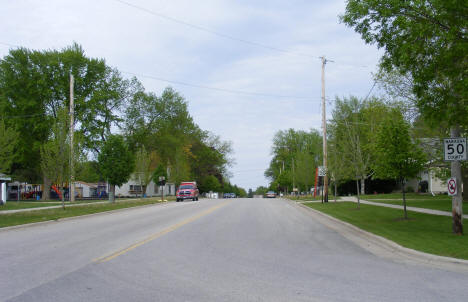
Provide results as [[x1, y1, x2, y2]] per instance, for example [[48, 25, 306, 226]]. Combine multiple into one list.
[[0, 173, 11, 181], [74, 181, 97, 188]]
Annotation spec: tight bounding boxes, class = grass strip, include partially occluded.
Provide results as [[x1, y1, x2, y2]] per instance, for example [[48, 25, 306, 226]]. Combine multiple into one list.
[[0, 197, 175, 211], [0, 198, 169, 228], [287, 196, 329, 202], [305, 201, 468, 260]]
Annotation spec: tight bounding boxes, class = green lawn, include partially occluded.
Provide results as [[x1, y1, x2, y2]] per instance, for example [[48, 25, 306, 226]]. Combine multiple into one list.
[[0, 197, 175, 211], [287, 195, 329, 202], [305, 202, 468, 260], [361, 193, 449, 200], [359, 193, 464, 212], [0, 198, 169, 228]]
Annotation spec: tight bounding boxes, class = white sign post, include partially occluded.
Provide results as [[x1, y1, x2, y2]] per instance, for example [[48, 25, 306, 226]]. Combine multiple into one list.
[[444, 138, 467, 161], [447, 177, 457, 196]]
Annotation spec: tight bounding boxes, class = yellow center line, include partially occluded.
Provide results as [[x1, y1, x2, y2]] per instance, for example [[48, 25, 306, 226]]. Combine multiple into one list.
[[94, 201, 231, 263]]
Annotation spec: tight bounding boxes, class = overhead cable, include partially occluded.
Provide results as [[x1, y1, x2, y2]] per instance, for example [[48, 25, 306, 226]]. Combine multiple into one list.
[[122, 70, 319, 101], [112, 0, 320, 60]]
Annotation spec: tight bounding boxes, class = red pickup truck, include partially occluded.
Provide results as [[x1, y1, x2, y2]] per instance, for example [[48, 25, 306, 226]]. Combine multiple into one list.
[[176, 182, 199, 202]]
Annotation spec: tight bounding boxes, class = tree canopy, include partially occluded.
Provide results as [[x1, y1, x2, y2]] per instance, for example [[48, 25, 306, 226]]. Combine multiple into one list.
[[0, 120, 17, 174], [0, 44, 137, 182], [0, 43, 243, 197], [342, 0, 468, 126], [98, 135, 134, 201], [374, 110, 427, 218], [265, 129, 322, 193]]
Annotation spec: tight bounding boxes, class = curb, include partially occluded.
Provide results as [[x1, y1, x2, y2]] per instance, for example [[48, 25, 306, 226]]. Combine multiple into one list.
[[0, 201, 172, 233], [290, 200, 468, 274]]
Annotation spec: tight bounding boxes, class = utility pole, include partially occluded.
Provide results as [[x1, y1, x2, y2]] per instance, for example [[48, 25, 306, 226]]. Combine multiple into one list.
[[321, 57, 329, 203], [69, 74, 75, 203], [292, 157, 296, 196], [450, 126, 463, 235]]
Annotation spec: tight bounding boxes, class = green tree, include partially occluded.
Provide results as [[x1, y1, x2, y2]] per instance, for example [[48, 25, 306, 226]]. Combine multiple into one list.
[[152, 164, 168, 186], [0, 44, 138, 185], [40, 108, 71, 207], [98, 135, 134, 202], [75, 160, 101, 183], [295, 151, 315, 192], [255, 186, 269, 196], [237, 187, 247, 198], [342, 0, 467, 233], [168, 148, 192, 186], [199, 175, 221, 193], [328, 97, 393, 202], [124, 86, 233, 188], [265, 129, 322, 194], [133, 146, 154, 197], [0, 120, 17, 174], [374, 112, 427, 219]]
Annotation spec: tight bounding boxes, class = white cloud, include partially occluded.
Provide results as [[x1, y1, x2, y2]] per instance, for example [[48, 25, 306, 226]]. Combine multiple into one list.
[[0, 0, 382, 190]]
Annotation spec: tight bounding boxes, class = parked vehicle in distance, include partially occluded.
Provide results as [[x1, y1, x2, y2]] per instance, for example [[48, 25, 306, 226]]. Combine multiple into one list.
[[223, 192, 236, 198], [176, 182, 199, 202], [265, 191, 276, 198]]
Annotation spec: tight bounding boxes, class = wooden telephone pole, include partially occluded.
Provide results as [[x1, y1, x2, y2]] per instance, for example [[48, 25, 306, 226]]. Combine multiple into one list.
[[321, 57, 329, 203], [70, 74, 75, 202]]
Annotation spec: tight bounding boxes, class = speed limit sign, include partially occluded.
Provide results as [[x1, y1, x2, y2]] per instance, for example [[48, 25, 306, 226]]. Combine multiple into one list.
[[444, 138, 466, 161]]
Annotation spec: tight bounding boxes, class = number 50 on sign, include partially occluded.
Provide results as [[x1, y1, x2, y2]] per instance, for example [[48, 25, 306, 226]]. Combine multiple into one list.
[[444, 138, 467, 161]]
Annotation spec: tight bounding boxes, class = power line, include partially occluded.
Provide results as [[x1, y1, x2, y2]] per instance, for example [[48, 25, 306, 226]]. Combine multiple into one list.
[[0, 42, 21, 48], [111, 1, 375, 70], [112, 0, 320, 60], [121, 70, 319, 101], [233, 168, 267, 173], [363, 80, 377, 101], [0, 41, 319, 101]]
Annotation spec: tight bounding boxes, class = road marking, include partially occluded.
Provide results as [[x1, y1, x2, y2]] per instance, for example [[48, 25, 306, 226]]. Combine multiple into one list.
[[94, 201, 230, 263]]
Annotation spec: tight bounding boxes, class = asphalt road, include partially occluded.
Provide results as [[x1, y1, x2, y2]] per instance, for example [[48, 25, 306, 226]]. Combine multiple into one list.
[[1, 198, 467, 301]]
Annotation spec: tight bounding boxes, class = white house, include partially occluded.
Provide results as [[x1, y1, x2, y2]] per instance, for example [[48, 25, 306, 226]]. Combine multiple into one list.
[[74, 181, 98, 198], [407, 169, 448, 194], [115, 177, 175, 197]]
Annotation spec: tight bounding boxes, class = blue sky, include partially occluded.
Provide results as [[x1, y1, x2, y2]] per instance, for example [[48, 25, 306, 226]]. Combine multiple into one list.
[[0, 0, 383, 190]]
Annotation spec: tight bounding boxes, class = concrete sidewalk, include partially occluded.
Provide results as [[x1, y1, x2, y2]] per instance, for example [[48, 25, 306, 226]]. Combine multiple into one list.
[[339, 196, 468, 219], [0, 198, 167, 215]]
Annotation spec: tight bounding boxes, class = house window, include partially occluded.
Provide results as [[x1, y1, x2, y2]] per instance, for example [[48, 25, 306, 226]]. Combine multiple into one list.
[[129, 185, 142, 193], [168, 185, 171, 194], [154, 186, 159, 194]]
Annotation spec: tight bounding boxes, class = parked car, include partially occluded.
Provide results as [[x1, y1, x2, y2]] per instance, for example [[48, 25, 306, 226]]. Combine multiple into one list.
[[176, 182, 199, 201], [223, 192, 236, 198], [265, 191, 276, 198]]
